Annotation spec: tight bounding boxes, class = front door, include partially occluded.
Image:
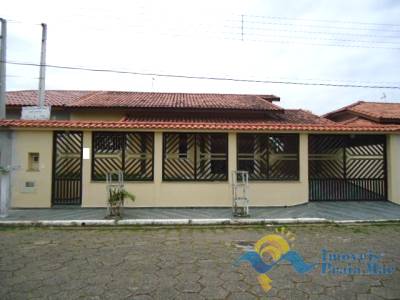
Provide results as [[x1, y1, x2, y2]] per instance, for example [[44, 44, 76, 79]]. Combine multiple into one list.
[[52, 131, 83, 205]]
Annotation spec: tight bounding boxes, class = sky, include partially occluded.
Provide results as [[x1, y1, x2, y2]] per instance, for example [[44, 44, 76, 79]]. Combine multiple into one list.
[[1, 0, 400, 115]]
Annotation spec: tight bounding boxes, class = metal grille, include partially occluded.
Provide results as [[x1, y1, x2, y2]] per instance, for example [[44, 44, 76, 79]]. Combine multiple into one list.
[[92, 132, 153, 181], [125, 133, 153, 180], [163, 133, 228, 181], [309, 134, 387, 201], [52, 131, 83, 205], [237, 134, 299, 180], [93, 132, 124, 180]]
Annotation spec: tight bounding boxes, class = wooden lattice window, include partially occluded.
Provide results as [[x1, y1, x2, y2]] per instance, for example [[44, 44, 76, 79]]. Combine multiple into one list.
[[237, 133, 299, 181], [163, 133, 228, 181], [92, 132, 154, 181]]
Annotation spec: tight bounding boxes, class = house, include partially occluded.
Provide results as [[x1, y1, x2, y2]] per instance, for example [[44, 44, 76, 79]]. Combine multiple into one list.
[[0, 91, 399, 208], [324, 101, 400, 125]]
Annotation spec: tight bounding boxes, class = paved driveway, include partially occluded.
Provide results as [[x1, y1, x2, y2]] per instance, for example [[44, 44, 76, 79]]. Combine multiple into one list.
[[0, 224, 399, 299]]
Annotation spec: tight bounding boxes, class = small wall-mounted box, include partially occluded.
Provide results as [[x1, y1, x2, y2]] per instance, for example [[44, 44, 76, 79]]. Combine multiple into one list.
[[83, 148, 90, 160], [28, 153, 40, 171], [21, 181, 37, 193]]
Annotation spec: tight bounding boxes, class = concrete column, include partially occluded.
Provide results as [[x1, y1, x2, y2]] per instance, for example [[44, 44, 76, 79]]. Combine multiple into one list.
[[81, 131, 92, 207], [228, 132, 237, 184], [153, 131, 163, 205], [299, 133, 309, 203], [0, 130, 12, 217], [0, 173, 10, 217], [387, 134, 400, 205]]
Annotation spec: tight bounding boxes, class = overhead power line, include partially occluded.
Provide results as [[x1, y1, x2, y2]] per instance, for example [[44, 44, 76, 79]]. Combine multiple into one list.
[[228, 25, 400, 39], [241, 14, 400, 28], [234, 19, 400, 33], [6, 60, 400, 90], [4, 15, 400, 50], [241, 32, 400, 45], [242, 37, 400, 50], [44, 23, 400, 50]]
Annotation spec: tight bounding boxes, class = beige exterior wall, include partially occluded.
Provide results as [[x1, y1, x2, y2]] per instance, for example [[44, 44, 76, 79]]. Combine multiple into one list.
[[10, 128, 400, 208], [82, 131, 236, 207], [387, 134, 400, 205], [82, 131, 309, 207], [10, 129, 310, 208], [11, 131, 53, 207]]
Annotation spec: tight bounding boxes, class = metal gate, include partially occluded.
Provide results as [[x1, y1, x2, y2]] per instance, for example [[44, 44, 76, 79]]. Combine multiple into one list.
[[52, 131, 83, 205], [309, 134, 387, 201]]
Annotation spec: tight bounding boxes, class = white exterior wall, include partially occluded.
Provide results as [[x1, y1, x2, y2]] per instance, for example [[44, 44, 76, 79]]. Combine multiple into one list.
[[387, 134, 400, 204]]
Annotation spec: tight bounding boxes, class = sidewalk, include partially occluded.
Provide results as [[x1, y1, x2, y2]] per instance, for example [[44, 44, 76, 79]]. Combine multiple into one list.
[[1, 201, 400, 226]]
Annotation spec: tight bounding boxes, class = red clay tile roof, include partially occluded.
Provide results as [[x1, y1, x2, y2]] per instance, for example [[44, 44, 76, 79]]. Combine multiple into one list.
[[6, 90, 91, 106], [121, 110, 336, 125], [324, 101, 400, 123], [1, 114, 399, 132], [6, 90, 282, 111], [340, 116, 381, 126]]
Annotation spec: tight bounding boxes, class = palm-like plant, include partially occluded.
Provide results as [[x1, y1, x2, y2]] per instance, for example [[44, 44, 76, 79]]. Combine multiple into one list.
[[107, 187, 135, 217]]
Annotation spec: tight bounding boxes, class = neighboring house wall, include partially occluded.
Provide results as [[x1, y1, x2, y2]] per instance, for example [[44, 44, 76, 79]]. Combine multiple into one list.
[[11, 131, 53, 207], [6, 107, 125, 121], [10, 129, 309, 208], [50, 111, 70, 120], [387, 134, 400, 205], [6, 108, 71, 120]]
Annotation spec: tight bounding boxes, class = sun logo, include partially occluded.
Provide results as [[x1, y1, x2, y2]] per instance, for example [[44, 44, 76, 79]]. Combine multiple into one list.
[[235, 226, 315, 293], [255, 227, 295, 292]]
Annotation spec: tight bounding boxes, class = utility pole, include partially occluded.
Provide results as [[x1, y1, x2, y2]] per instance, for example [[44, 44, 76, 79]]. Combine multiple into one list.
[[0, 18, 9, 218], [0, 18, 6, 119], [38, 23, 47, 108], [21, 22, 50, 120], [241, 15, 244, 42]]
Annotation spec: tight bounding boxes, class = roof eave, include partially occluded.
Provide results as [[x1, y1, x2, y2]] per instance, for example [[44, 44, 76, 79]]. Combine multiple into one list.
[[1, 120, 399, 133]]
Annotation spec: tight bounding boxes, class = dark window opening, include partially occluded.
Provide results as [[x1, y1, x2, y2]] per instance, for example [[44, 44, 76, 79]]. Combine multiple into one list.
[[92, 132, 154, 181], [178, 134, 188, 159], [237, 134, 255, 175], [237, 133, 299, 181], [210, 134, 227, 175], [163, 133, 228, 181]]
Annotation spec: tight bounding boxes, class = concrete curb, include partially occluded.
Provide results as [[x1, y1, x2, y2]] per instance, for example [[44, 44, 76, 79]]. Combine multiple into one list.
[[0, 217, 399, 226]]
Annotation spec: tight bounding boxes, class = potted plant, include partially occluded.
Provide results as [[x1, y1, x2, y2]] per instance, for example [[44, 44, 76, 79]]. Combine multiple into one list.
[[107, 187, 135, 218]]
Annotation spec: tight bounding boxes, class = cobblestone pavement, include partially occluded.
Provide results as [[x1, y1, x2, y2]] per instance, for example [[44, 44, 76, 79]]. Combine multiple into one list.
[[0, 224, 399, 299]]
